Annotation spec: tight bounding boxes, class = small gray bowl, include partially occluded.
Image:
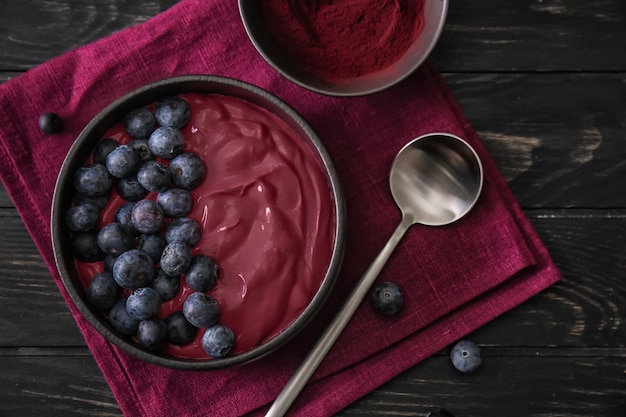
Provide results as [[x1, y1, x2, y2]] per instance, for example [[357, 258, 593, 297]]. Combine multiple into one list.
[[239, 0, 449, 97], [51, 75, 345, 370]]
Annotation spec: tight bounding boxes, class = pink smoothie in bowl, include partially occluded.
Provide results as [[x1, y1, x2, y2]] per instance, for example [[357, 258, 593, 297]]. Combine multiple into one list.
[[52, 76, 345, 370]]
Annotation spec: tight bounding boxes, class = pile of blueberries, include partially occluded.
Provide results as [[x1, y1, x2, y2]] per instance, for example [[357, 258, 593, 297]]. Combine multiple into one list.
[[67, 96, 234, 359]]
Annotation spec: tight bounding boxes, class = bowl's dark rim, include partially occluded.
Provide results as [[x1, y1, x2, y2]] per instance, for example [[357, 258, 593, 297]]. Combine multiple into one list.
[[51, 75, 346, 371], [238, 0, 449, 97]]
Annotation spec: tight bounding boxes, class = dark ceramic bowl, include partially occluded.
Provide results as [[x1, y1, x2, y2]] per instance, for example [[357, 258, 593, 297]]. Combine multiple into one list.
[[239, 0, 449, 96], [51, 75, 345, 370]]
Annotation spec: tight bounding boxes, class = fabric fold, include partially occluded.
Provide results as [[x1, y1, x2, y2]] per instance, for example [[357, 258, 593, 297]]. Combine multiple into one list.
[[0, 1, 561, 416]]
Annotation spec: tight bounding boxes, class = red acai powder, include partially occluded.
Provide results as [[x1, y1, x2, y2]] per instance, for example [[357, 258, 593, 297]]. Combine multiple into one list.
[[261, 0, 426, 80]]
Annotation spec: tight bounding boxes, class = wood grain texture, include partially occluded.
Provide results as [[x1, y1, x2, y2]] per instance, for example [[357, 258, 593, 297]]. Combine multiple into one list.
[[0, 0, 179, 70], [431, 0, 626, 72], [0, 0, 624, 416], [337, 354, 626, 417]]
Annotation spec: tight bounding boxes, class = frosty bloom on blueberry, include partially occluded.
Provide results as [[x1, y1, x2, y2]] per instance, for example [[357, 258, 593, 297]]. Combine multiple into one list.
[[131, 199, 165, 234], [115, 175, 149, 202], [65, 203, 100, 232], [202, 324, 235, 358], [183, 292, 221, 328], [157, 188, 193, 218], [154, 96, 191, 129], [137, 160, 171, 192], [148, 126, 185, 159], [149, 269, 180, 301], [126, 287, 162, 321], [450, 340, 482, 373], [73, 164, 112, 196], [165, 217, 202, 246], [112, 249, 155, 290], [97, 222, 135, 255], [137, 318, 167, 351], [105, 144, 142, 178], [160, 241, 192, 276], [124, 107, 156, 139], [87, 271, 119, 310], [169, 152, 206, 190]]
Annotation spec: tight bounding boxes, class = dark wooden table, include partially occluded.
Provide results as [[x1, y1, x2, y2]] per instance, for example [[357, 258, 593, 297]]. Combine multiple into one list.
[[1, 1, 625, 416]]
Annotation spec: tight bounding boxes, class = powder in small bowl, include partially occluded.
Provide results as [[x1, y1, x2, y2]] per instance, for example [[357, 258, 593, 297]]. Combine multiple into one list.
[[261, 0, 426, 81]]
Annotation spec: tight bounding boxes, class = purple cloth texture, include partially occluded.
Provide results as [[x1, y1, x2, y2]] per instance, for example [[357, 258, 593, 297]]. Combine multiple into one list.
[[0, 1, 561, 416]]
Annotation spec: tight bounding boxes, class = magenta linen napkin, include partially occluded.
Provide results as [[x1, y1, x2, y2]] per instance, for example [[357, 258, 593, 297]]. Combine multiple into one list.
[[0, 1, 561, 416]]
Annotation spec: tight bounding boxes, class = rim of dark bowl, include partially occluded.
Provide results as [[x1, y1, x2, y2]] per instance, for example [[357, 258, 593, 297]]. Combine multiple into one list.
[[238, 0, 449, 97], [51, 75, 346, 371]]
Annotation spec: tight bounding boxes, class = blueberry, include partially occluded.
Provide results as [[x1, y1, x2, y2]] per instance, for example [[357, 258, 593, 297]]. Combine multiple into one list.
[[103, 253, 118, 272], [137, 160, 171, 192], [114, 202, 137, 233], [451, 340, 482, 373], [156, 188, 193, 218], [124, 108, 156, 138], [129, 138, 154, 163], [72, 231, 105, 262], [86, 271, 119, 310], [126, 287, 161, 320], [165, 217, 201, 246], [148, 126, 185, 159], [112, 249, 155, 290], [106, 144, 142, 178], [183, 292, 220, 328], [74, 192, 110, 210], [426, 410, 456, 417], [169, 152, 206, 190], [131, 199, 164, 234], [149, 269, 180, 301], [160, 241, 192, 276], [38, 112, 62, 134], [137, 233, 165, 262], [93, 138, 119, 165], [66, 203, 100, 232], [115, 175, 149, 202], [137, 318, 167, 351], [73, 164, 112, 196], [154, 96, 191, 129], [186, 255, 220, 292], [201, 324, 235, 358], [97, 222, 135, 255], [371, 282, 404, 315], [165, 311, 198, 346], [109, 298, 140, 336]]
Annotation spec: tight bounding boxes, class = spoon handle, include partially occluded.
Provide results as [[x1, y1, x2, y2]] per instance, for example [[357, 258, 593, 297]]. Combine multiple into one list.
[[265, 215, 413, 417]]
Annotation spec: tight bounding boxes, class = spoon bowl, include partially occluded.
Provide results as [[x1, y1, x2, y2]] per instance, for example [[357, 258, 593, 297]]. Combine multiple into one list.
[[391, 133, 483, 226], [266, 132, 484, 417]]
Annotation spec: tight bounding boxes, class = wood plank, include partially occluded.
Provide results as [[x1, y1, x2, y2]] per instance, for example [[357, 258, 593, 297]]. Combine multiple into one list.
[[0, 183, 12, 207], [0, 353, 122, 417], [432, 0, 626, 72], [0, 1, 178, 70], [1, 351, 623, 417], [0, 212, 85, 347], [0, 1, 625, 72], [443, 72, 626, 207]]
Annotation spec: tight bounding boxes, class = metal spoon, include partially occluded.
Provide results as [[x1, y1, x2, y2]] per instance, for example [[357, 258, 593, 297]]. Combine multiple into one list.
[[265, 132, 484, 417]]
